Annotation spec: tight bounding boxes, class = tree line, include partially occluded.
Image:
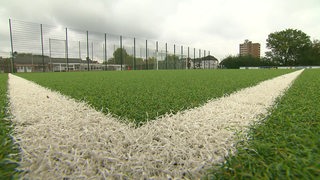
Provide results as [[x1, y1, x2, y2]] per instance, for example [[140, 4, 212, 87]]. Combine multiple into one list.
[[221, 29, 320, 68]]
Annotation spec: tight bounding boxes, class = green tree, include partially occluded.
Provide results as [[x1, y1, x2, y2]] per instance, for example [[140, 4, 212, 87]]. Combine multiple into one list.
[[165, 55, 179, 69], [0, 57, 12, 73], [266, 29, 312, 65], [108, 48, 133, 67], [220, 55, 262, 69], [312, 39, 320, 54], [297, 39, 320, 65], [111, 48, 129, 65], [108, 48, 157, 69]]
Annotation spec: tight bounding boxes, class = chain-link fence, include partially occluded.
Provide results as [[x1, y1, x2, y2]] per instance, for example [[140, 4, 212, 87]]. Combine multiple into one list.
[[6, 19, 219, 73]]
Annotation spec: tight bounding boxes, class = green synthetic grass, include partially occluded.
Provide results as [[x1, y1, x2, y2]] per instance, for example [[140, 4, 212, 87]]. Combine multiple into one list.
[[206, 69, 320, 179], [17, 69, 294, 124], [0, 74, 20, 179]]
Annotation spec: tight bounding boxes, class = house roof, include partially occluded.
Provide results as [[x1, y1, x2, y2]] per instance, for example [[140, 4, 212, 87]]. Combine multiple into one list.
[[202, 55, 218, 61]]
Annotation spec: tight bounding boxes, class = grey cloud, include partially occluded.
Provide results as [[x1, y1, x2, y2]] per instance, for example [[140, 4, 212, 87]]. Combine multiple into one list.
[[1, 0, 320, 60]]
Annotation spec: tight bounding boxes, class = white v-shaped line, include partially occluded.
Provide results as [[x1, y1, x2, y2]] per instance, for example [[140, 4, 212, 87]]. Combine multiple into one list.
[[8, 69, 303, 179]]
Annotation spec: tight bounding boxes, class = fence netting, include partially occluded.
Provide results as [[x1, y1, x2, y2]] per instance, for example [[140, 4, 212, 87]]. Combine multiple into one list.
[[4, 19, 219, 73]]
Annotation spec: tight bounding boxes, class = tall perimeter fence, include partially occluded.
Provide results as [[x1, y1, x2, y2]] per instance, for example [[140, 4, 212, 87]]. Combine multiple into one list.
[[2, 19, 218, 73]]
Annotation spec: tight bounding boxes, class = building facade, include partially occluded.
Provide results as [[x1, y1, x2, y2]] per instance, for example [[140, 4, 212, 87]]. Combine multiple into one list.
[[239, 40, 261, 58]]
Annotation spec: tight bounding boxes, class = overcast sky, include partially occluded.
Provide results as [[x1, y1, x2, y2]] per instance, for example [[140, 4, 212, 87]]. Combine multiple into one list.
[[1, 0, 320, 60]]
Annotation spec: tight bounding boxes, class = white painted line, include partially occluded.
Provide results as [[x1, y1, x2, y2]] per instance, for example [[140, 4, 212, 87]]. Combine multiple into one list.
[[8, 69, 303, 179]]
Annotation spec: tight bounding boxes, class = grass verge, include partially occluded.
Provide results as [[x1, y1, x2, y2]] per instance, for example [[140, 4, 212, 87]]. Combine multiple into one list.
[[17, 69, 294, 124], [0, 74, 20, 179], [205, 69, 320, 179]]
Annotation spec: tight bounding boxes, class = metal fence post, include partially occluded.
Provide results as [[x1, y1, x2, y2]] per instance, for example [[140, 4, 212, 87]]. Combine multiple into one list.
[[187, 46, 190, 69], [9, 19, 14, 73], [91, 42, 93, 62], [199, 49, 201, 68], [134, 37, 136, 70], [146, 39, 148, 70], [86, 30, 90, 71], [79, 41, 81, 59], [204, 50, 206, 69], [120, 35, 123, 71], [165, 43, 168, 69], [49, 38, 52, 71], [65, 28, 69, 71], [193, 48, 195, 69], [181, 45, 183, 69], [208, 51, 211, 69], [156, 41, 158, 70], [104, 33, 107, 70], [40, 24, 45, 72], [174, 44, 176, 69]]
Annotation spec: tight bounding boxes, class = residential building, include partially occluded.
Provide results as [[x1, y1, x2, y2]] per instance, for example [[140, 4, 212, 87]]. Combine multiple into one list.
[[190, 55, 219, 69], [239, 40, 260, 58]]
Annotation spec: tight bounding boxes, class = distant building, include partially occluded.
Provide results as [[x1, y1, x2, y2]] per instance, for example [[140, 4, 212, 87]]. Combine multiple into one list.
[[239, 40, 260, 58], [11, 53, 107, 72], [190, 55, 219, 69]]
